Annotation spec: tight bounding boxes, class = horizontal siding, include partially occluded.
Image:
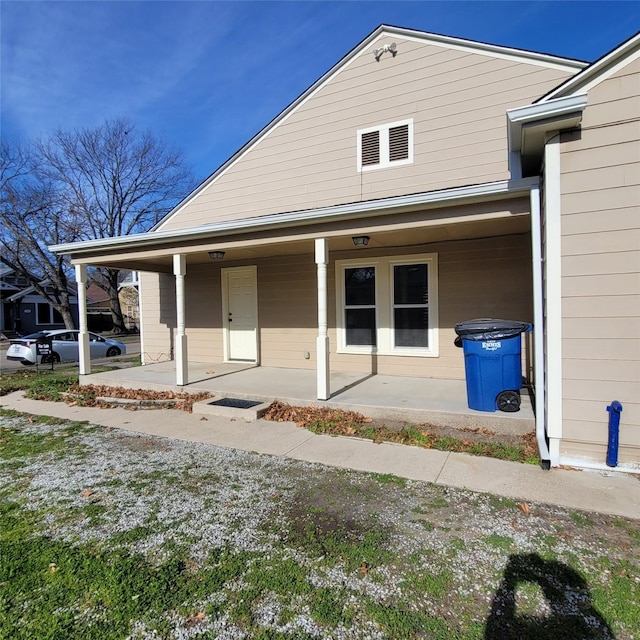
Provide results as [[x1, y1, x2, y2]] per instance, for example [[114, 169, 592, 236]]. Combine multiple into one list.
[[560, 437, 639, 466], [140, 272, 175, 363], [161, 36, 571, 231], [559, 57, 640, 461], [562, 272, 640, 297], [148, 233, 533, 380], [561, 207, 639, 235]]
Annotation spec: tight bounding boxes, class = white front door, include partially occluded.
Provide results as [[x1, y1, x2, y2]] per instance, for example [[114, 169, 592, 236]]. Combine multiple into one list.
[[223, 266, 258, 362]]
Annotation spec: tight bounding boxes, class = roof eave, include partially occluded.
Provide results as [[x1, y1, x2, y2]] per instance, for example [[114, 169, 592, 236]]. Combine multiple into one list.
[[50, 177, 539, 259], [507, 94, 588, 175]]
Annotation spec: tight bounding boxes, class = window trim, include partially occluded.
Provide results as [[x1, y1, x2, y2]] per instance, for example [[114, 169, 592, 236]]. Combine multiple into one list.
[[335, 253, 439, 357], [356, 119, 414, 172]]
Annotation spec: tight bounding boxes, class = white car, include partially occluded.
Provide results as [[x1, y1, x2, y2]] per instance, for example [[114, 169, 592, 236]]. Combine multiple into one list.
[[7, 330, 127, 366]]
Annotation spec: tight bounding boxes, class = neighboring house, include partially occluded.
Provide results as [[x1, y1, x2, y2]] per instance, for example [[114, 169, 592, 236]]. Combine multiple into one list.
[[118, 271, 140, 332], [86, 283, 113, 332], [86, 274, 140, 332], [0, 265, 22, 334], [0, 266, 80, 335], [51, 26, 639, 469]]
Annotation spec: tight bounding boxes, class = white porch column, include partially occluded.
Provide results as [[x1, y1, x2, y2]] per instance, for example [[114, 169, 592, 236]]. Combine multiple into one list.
[[315, 238, 330, 400], [74, 264, 90, 375], [173, 254, 188, 386]]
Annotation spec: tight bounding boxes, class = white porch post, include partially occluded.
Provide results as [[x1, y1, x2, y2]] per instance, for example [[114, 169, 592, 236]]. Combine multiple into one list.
[[315, 238, 330, 400], [173, 254, 188, 386], [74, 264, 90, 375]]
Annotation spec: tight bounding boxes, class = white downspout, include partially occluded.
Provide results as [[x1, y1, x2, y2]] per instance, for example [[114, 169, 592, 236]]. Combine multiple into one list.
[[530, 186, 551, 467], [315, 238, 330, 401], [543, 135, 563, 466], [173, 254, 188, 387], [74, 264, 91, 376]]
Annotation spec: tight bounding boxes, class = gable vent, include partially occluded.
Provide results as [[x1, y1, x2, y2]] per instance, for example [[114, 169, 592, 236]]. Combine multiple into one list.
[[357, 119, 413, 171], [361, 130, 380, 166], [389, 124, 409, 162]]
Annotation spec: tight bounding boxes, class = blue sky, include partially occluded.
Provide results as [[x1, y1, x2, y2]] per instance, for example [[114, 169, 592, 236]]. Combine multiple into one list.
[[1, 1, 637, 180]]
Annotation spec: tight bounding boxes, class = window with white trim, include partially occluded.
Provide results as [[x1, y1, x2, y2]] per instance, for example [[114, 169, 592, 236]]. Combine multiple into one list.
[[357, 119, 413, 171], [336, 254, 438, 356]]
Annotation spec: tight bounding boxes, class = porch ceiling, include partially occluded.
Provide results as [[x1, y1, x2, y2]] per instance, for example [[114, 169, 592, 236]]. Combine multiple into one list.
[[74, 201, 531, 273]]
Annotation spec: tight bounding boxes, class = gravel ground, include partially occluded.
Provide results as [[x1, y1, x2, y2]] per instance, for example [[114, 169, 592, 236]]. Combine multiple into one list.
[[1, 414, 639, 639]]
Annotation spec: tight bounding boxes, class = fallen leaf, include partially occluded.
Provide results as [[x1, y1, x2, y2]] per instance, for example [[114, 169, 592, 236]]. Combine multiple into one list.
[[81, 489, 95, 498], [199, 416, 208, 421], [518, 502, 531, 515], [49, 563, 58, 573], [359, 562, 369, 575]]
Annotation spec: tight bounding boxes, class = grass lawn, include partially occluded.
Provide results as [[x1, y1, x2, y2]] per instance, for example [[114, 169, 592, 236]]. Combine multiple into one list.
[[0, 406, 638, 639]]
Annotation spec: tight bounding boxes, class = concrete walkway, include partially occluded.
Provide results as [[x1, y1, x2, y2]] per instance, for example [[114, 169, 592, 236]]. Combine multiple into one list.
[[2, 390, 638, 520]]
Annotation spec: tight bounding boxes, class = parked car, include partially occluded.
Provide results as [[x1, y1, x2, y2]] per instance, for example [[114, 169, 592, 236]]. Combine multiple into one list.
[[6, 330, 127, 365]]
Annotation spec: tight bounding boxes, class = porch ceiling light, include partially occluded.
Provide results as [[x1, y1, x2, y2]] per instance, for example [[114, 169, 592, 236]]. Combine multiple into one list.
[[208, 251, 225, 260], [352, 235, 370, 247]]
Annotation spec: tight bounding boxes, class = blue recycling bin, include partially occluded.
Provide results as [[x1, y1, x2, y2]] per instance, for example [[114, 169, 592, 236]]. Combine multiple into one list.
[[454, 319, 532, 412]]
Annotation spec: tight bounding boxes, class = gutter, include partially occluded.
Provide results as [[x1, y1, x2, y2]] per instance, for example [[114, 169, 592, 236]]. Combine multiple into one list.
[[50, 177, 538, 257], [507, 95, 587, 177]]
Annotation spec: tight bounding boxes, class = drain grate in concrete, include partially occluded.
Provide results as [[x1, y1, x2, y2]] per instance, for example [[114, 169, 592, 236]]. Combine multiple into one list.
[[209, 397, 263, 410]]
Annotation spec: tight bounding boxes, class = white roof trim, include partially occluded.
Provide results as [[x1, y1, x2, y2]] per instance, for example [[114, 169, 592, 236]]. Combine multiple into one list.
[[507, 94, 588, 152], [538, 31, 640, 102], [152, 24, 583, 233], [51, 177, 539, 257], [377, 27, 587, 72]]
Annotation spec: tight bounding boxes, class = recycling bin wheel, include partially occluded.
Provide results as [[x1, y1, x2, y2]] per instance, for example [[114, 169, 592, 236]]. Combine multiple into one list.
[[496, 390, 520, 412]]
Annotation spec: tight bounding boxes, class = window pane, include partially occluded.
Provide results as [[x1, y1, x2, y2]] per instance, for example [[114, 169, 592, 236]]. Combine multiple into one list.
[[346, 308, 376, 346], [36, 303, 50, 324], [394, 308, 429, 348], [52, 307, 63, 324], [394, 264, 427, 305], [345, 267, 375, 306]]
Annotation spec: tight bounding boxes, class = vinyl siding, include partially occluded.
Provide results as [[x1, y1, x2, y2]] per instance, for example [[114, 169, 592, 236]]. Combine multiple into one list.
[[139, 272, 175, 363], [160, 36, 572, 231], [153, 233, 532, 379], [559, 57, 640, 464]]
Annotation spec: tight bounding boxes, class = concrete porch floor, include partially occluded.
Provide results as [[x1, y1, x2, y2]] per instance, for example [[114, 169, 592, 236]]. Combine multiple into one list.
[[82, 361, 535, 435]]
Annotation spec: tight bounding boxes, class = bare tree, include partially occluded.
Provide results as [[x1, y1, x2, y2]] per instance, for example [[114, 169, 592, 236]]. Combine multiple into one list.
[[37, 118, 195, 332], [0, 140, 80, 329]]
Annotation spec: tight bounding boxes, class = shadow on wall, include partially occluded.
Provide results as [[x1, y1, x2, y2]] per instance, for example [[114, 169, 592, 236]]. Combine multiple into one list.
[[484, 553, 615, 639]]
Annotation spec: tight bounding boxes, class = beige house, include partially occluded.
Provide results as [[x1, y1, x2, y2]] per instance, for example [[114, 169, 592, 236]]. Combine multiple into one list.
[[51, 26, 639, 470]]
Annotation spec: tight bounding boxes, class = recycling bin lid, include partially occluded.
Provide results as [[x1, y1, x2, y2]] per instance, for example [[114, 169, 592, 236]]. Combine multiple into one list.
[[454, 318, 532, 342]]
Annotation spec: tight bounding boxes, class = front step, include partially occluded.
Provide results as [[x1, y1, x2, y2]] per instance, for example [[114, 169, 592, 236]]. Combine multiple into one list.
[[192, 396, 272, 421]]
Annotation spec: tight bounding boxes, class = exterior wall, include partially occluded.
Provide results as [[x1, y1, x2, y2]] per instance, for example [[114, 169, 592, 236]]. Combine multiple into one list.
[[164, 233, 533, 379], [559, 58, 640, 464], [160, 36, 572, 232], [13, 300, 79, 335], [139, 272, 176, 364]]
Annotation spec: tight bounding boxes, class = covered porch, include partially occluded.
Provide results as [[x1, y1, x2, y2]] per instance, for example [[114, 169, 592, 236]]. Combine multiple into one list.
[[79, 361, 535, 435], [51, 177, 547, 458]]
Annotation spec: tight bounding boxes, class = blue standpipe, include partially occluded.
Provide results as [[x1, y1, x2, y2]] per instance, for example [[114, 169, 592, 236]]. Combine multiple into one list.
[[606, 401, 623, 467]]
